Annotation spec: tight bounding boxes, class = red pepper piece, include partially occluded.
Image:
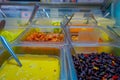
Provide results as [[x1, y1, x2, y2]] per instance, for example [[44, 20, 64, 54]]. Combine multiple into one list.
[[84, 54, 89, 57], [94, 57, 98, 60], [112, 75, 119, 80]]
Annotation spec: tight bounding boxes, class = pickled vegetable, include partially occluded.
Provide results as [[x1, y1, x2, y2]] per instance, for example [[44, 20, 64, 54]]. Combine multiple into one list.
[[23, 32, 64, 42]]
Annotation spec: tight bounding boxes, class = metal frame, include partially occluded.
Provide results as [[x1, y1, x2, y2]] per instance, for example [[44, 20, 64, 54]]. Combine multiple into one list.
[[0, 2, 102, 8], [0, 2, 105, 23], [0, 1, 113, 22]]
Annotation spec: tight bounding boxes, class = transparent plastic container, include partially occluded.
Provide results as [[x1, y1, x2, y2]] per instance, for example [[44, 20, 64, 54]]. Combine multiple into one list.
[[0, 27, 25, 43], [78, 27, 99, 43], [96, 17, 115, 28], [0, 18, 29, 27], [67, 26, 119, 44], [0, 18, 29, 43], [32, 17, 63, 26], [67, 12, 97, 26], [112, 27, 120, 36], [0, 44, 67, 80], [15, 26, 65, 44], [67, 43, 120, 80]]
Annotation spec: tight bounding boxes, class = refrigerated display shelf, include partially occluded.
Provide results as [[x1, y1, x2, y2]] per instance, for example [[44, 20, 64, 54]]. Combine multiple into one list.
[[0, 1, 119, 80]]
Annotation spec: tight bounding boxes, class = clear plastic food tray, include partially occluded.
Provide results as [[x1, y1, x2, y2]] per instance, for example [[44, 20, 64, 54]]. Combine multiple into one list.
[[67, 12, 97, 26], [15, 26, 65, 45], [0, 27, 25, 43], [32, 18, 63, 26], [67, 43, 120, 80], [0, 44, 67, 80], [67, 26, 119, 44]]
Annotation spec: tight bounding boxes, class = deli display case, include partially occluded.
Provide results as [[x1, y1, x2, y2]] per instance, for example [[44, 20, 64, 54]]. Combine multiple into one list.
[[0, 0, 120, 80]]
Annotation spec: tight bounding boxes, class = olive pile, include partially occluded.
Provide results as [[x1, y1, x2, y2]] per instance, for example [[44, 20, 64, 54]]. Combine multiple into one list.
[[72, 52, 120, 80]]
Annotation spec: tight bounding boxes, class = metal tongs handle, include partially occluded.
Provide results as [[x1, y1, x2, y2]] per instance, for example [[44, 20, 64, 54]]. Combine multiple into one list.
[[90, 13, 98, 24], [84, 13, 98, 24], [61, 14, 74, 42], [28, 3, 39, 24], [0, 36, 22, 67]]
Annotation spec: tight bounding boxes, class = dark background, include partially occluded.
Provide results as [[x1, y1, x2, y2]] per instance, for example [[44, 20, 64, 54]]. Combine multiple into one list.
[[9, 0, 39, 1]]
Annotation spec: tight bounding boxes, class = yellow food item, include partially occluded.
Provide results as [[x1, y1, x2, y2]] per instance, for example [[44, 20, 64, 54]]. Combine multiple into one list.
[[0, 29, 23, 42], [97, 46, 111, 54], [0, 55, 60, 80], [52, 21, 60, 26], [72, 35, 78, 41], [97, 18, 115, 27], [99, 30, 112, 42]]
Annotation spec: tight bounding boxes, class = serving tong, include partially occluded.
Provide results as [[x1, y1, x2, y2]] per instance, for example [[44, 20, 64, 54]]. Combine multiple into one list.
[[84, 13, 98, 24], [28, 3, 39, 24], [60, 14, 80, 60], [65, 12, 98, 25], [28, 3, 49, 25]]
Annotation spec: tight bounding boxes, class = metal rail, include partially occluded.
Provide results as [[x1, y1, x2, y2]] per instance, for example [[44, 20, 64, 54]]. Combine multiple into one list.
[[0, 2, 102, 8]]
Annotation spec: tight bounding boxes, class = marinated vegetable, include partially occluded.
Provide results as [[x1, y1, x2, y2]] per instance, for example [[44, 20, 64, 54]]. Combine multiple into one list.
[[23, 32, 64, 42]]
